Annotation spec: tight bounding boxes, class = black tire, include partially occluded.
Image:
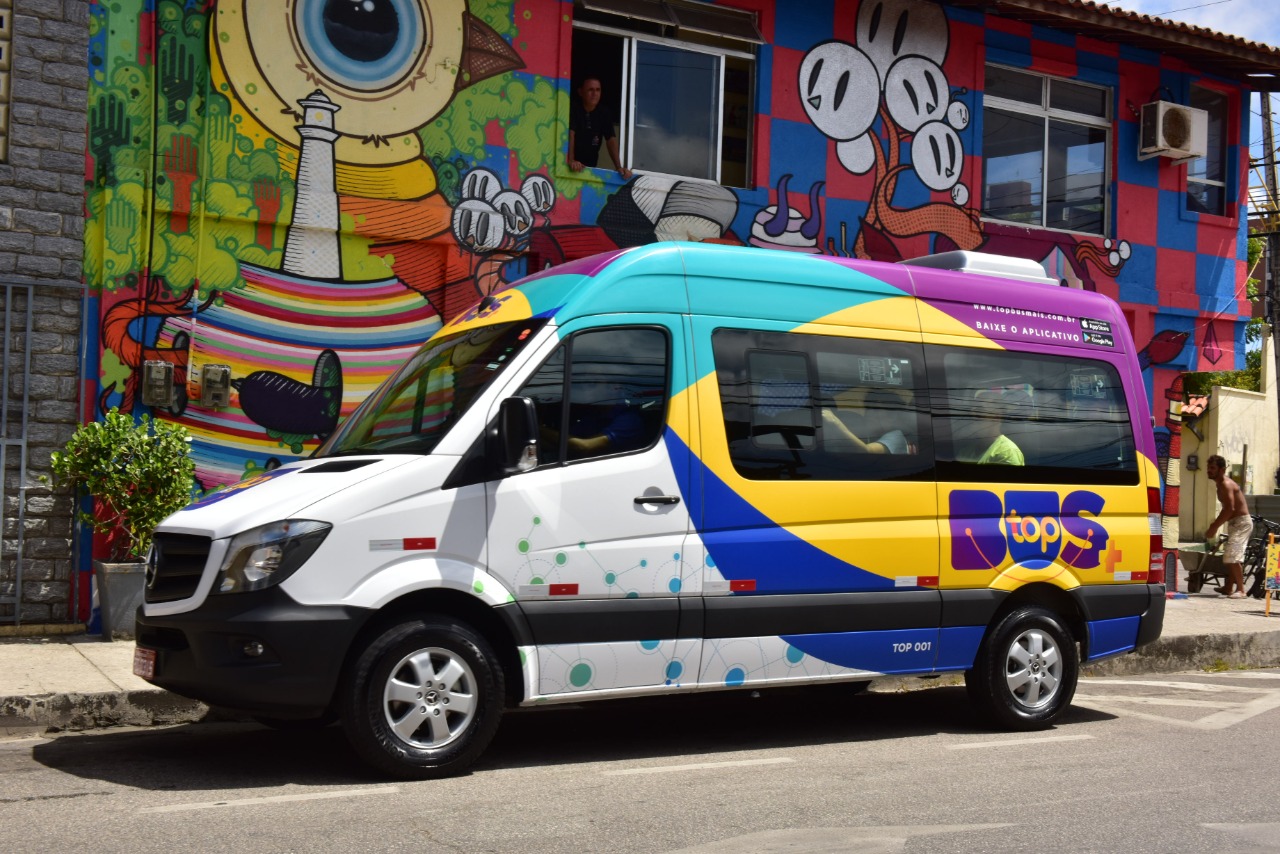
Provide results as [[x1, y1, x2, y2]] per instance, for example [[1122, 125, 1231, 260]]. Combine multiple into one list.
[[1186, 572, 1203, 594], [965, 606, 1078, 730], [341, 616, 504, 779]]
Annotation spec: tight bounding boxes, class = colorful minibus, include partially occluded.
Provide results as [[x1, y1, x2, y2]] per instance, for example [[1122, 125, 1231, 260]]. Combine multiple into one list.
[[134, 242, 1165, 778]]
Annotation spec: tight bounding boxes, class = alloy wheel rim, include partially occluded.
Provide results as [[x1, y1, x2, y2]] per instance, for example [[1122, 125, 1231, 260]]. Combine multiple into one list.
[[382, 646, 478, 750], [1004, 628, 1062, 710]]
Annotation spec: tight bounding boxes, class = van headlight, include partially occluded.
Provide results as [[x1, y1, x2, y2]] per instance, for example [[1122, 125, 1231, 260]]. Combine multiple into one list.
[[214, 520, 331, 594]]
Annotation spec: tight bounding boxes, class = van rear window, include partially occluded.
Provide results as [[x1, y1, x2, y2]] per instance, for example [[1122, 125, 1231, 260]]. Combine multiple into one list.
[[929, 347, 1138, 485]]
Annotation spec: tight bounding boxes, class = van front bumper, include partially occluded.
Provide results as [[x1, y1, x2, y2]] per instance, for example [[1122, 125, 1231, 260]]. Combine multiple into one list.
[[134, 588, 374, 719]]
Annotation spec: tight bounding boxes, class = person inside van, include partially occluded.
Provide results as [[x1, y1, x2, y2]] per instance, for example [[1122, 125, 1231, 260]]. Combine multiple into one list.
[[967, 389, 1028, 465], [822, 387, 912, 454], [564, 399, 647, 458]]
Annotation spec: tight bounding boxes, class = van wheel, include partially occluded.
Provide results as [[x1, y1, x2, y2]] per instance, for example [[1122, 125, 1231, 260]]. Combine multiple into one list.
[[342, 617, 503, 779], [965, 606, 1078, 730]]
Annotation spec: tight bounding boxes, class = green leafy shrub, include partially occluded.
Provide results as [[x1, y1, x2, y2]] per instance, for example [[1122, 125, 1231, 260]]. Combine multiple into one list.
[[49, 408, 196, 561]]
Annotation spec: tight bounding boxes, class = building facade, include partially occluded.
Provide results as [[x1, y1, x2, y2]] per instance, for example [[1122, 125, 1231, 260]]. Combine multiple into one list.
[[0, 0, 88, 624], [15, 0, 1279, 622]]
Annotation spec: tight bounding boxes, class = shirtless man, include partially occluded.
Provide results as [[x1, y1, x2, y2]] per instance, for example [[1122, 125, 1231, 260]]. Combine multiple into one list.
[[1205, 454, 1253, 598]]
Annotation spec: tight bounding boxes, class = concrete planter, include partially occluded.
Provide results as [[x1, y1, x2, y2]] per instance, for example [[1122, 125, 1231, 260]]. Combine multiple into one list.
[[93, 560, 146, 640]]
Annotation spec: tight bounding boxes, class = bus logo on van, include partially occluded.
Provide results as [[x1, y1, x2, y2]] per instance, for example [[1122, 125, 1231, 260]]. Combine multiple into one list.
[[949, 489, 1109, 571]]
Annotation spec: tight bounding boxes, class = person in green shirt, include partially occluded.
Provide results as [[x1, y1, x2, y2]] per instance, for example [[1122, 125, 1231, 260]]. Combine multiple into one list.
[[969, 388, 1028, 466], [977, 431, 1024, 466]]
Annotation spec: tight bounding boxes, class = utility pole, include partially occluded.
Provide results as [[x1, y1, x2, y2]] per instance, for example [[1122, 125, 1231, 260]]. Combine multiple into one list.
[[1264, 93, 1280, 494]]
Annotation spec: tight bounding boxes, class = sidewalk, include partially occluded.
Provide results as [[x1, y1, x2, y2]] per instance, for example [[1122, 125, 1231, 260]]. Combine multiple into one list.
[[3, 582, 1280, 735]]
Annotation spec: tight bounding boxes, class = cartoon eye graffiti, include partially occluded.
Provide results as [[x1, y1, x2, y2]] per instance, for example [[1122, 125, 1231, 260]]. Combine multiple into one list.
[[856, 0, 949, 83], [452, 199, 505, 251], [217, 0, 524, 171], [797, 41, 881, 142], [293, 0, 427, 92], [885, 56, 948, 133], [911, 120, 963, 192], [947, 99, 970, 131], [493, 190, 533, 237], [461, 168, 503, 203], [520, 175, 555, 214], [951, 183, 970, 206]]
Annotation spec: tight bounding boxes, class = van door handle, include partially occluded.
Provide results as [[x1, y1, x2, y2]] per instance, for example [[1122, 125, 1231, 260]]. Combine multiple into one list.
[[635, 495, 681, 505]]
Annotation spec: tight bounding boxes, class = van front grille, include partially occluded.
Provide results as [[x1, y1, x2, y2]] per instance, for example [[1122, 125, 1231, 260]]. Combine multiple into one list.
[[145, 534, 212, 603]]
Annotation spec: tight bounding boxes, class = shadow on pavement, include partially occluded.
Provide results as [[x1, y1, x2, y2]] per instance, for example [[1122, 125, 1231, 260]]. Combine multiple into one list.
[[32, 683, 1116, 788]]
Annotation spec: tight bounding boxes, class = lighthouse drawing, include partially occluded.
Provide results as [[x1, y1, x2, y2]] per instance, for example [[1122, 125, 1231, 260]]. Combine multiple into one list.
[[160, 90, 441, 486], [282, 91, 342, 279]]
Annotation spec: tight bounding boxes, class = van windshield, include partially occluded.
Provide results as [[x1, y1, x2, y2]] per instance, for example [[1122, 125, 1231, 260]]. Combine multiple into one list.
[[317, 319, 546, 457]]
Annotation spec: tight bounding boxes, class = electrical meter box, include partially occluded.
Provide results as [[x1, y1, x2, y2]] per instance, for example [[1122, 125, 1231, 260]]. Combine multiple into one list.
[[141, 360, 175, 407], [200, 364, 232, 408]]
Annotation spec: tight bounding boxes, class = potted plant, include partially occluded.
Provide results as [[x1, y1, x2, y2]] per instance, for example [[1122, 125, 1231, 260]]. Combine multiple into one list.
[[49, 408, 195, 638]]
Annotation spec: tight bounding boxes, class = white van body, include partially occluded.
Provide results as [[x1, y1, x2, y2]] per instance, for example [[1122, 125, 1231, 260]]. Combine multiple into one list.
[[136, 243, 1165, 778]]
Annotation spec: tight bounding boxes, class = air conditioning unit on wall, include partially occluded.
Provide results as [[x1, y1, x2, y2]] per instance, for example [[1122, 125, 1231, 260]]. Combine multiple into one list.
[[1139, 101, 1208, 161]]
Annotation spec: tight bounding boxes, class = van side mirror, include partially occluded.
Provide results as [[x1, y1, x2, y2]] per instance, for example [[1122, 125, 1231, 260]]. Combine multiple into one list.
[[498, 396, 539, 475]]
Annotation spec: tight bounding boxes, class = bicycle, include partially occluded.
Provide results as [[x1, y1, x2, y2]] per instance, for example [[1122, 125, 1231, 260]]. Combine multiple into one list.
[[1243, 515, 1280, 599]]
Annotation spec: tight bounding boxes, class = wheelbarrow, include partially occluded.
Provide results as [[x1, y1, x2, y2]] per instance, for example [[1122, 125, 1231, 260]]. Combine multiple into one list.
[[1180, 538, 1228, 594]]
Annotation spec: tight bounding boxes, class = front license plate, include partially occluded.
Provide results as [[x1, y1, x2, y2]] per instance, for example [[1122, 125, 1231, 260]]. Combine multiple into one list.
[[133, 647, 156, 680]]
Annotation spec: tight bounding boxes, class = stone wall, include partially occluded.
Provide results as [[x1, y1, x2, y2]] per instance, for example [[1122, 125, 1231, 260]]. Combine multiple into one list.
[[0, 1, 90, 624]]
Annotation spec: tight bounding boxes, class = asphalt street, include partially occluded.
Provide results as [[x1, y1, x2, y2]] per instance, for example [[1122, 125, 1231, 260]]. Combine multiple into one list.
[[4, 670, 1280, 854]]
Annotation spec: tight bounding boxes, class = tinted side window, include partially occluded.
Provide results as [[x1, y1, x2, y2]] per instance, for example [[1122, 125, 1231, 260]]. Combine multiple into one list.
[[929, 347, 1137, 485], [517, 327, 669, 467], [714, 329, 932, 481]]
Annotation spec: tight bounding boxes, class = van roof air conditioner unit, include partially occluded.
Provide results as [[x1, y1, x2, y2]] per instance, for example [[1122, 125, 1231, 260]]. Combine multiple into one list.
[[1139, 101, 1208, 162]]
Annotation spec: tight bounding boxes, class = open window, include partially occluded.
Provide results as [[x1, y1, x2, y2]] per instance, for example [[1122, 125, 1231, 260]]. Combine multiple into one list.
[[1187, 84, 1230, 217], [572, 0, 760, 187]]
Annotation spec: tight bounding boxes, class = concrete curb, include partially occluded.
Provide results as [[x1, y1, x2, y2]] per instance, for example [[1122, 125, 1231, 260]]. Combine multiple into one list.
[[0, 623, 87, 638], [1081, 631, 1280, 677], [0, 689, 210, 732]]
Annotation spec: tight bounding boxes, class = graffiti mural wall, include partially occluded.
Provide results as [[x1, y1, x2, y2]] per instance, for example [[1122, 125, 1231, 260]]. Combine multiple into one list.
[[86, 0, 1252, 526]]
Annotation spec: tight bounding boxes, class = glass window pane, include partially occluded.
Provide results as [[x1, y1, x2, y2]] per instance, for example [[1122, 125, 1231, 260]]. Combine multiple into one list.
[[565, 328, 668, 460], [1046, 119, 1106, 234], [720, 55, 752, 188], [747, 350, 815, 452], [1187, 86, 1227, 215], [322, 321, 540, 456], [1049, 79, 1108, 118], [713, 329, 932, 481], [518, 345, 566, 467], [633, 42, 719, 180], [985, 66, 1042, 105], [1187, 181, 1225, 216], [931, 348, 1136, 484], [1191, 86, 1227, 182], [983, 109, 1044, 225]]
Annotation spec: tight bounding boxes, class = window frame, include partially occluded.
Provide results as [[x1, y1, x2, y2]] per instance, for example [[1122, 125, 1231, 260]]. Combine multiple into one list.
[[712, 327, 935, 483], [570, 10, 757, 187], [1185, 82, 1233, 220], [515, 324, 673, 469], [927, 345, 1139, 486], [981, 63, 1113, 238]]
